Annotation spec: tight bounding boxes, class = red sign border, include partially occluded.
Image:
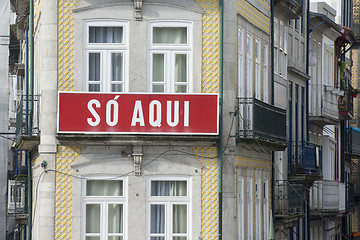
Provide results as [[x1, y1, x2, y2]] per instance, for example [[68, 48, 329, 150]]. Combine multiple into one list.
[[57, 91, 219, 135]]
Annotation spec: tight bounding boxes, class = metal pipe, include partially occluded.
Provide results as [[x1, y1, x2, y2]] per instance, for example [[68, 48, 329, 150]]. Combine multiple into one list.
[[27, 0, 34, 238], [218, 0, 224, 239], [270, 0, 275, 239]]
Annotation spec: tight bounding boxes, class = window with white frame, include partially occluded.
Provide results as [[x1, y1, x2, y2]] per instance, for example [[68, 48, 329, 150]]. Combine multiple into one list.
[[238, 26, 245, 98], [246, 178, 253, 240], [238, 177, 245, 240], [147, 178, 191, 240], [85, 21, 128, 92], [246, 32, 253, 98], [8, 180, 26, 214], [255, 38, 261, 99], [83, 178, 126, 240], [149, 22, 192, 93], [263, 42, 269, 103]]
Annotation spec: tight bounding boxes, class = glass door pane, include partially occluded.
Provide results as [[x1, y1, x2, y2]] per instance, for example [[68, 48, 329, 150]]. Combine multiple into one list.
[[89, 53, 101, 92], [151, 204, 165, 234], [111, 52, 124, 92], [108, 204, 123, 233], [86, 204, 101, 233], [172, 205, 187, 234], [152, 54, 165, 92]]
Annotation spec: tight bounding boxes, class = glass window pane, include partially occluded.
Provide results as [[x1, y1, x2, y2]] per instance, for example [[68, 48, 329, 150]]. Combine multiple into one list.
[[89, 53, 100, 82], [175, 85, 187, 93], [111, 53, 123, 82], [151, 181, 187, 196], [153, 27, 187, 44], [86, 237, 100, 240], [86, 204, 100, 233], [151, 205, 165, 234], [153, 54, 164, 82], [108, 237, 123, 240], [89, 84, 100, 92], [86, 180, 123, 196], [173, 237, 187, 240], [173, 205, 187, 234], [89, 26, 123, 43], [111, 84, 123, 92], [152, 85, 164, 93], [151, 237, 165, 240], [175, 54, 187, 83], [108, 204, 123, 233]]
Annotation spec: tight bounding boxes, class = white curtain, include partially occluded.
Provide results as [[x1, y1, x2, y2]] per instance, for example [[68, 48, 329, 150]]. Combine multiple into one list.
[[108, 204, 123, 234], [111, 52, 123, 92], [153, 27, 187, 44], [86, 204, 100, 234], [89, 26, 123, 43], [86, 180, 123, 196], [150, 181, 187, 239]]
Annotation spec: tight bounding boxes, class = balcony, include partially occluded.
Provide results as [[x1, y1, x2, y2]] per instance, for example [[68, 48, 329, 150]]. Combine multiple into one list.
[[345, 127, 360, 157], [339, 83, 354, 120], [347, 183, 355, 211], [310, 180, 346, 214], [274, 0, 303, 19], [288, 142, 322, 187], [237, 98, 286, 150], [15, 95, 40, 150], [309, 85, 339, 126], [275, 180, 304, 221]]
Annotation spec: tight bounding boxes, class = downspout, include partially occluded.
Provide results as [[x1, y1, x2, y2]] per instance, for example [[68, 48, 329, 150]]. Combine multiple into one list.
[[306, 1, 310, 239], [218, 0, 224, 239], [27, 0, 34, 239], [269, 0, 275, 239]]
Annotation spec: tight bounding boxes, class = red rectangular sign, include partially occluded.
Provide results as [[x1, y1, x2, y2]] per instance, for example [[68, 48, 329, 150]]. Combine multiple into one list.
[[58, 92, 219, 135]]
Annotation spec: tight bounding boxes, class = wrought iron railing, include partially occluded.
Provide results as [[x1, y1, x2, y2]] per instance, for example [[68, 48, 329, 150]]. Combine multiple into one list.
[[275, 180, 304, 216], [16, 95, 40, 140], [339, 83, 354, 120], [288, 142, 322, 175], [237, 97, 286, 145], [345, 127, 360, 157]]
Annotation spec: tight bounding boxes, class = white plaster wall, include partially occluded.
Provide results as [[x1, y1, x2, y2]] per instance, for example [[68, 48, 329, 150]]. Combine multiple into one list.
[[71, 145, 202, 239], [73, 2, 203, 93]]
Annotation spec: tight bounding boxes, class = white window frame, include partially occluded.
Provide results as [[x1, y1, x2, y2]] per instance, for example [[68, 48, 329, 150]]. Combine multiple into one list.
[[246, 32, 253, 98], [246, 177, 253, 240], [82, 176, 128, 240], [148, 21, 193, 93], [263, 179, 269, 240], [8, 180, 26, 213], [255, 38, 261, 100], [274, 18, 279, 74], [84, 20, 129, 92], [146, 176, 192, 240], [238, 177, 245, 240], [263, 42, 269, 103], [238, 26, 245, 98]]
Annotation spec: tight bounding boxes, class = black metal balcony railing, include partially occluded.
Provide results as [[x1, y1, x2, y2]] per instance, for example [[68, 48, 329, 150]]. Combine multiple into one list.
[[274, 0, 303, 19], [289, 142, 322, 176], [16, 95, 40, 140], [347, 182, 355, 211], [339, 83, 354, 120], [345, 127, 360, 157], [275, 180, 304, 216], [237, 97, 287, 146]]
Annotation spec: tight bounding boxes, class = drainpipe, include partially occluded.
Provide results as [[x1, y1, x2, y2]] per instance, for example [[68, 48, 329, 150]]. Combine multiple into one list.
[[27, 0, 34, 239], [306, 1, 310, 239], [269, 0, 275, 239], [218, 0, 224, 239]]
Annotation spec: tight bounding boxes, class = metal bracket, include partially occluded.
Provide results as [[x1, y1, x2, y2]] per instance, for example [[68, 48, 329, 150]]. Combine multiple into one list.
[[133, 0, 143, 21]]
